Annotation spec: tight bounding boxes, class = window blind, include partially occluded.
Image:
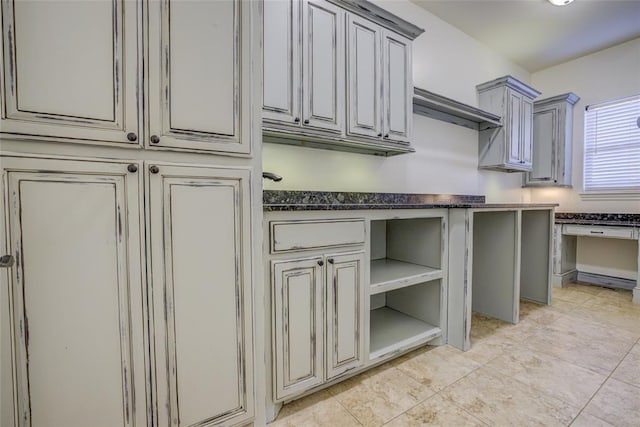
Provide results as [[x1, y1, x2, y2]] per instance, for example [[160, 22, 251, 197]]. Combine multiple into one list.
[[583, 94, 640, 192]]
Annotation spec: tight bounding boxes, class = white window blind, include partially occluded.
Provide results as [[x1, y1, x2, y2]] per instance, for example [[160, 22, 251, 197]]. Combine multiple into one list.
[[583, 94, 640, 192]]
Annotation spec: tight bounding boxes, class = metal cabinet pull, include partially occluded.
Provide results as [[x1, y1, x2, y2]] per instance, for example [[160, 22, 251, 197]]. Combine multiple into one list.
[[0, 255, 15, 268], [303, 119, 310, 124], [327, 258, 334, 264], [294, 117, 300, 123], [150, 135, 160, 144], [317, 260, 324, 267], [127, 164, 138, 173], [149, 165, 160, 174], [127, 132, 138, 142]]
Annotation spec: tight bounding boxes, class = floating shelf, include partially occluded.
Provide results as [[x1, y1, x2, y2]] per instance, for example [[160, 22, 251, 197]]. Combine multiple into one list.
[[370, 258, 442, 295], [413, 87, 502, 131], [369, 307, 441, 360]]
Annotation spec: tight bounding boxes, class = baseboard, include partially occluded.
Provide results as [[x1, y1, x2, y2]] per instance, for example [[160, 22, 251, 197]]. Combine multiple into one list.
[[576, 271, 636, 290], [552, 270, 577, 288]]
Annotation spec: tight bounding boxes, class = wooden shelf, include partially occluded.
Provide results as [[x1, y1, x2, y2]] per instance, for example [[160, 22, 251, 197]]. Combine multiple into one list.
[[413, 87, 502, 131], [369, 307, 441, 360], [370, 258, 442, 295]]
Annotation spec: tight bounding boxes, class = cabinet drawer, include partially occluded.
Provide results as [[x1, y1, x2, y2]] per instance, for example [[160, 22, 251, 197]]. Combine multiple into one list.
[[270, 219, 365, 253], [563, 224, 635, 240]]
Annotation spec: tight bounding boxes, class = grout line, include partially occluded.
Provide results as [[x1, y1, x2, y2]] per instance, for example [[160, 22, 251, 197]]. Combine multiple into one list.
[[568, 330, 639, 425]]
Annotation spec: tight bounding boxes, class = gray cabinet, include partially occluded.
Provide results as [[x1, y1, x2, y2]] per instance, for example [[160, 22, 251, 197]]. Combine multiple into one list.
[[346, 15, 412, 145], [382, 30, 412, 144], [272, 250, 365, 401], [272, 257, 325, 401], [268, 218, 366, 402], [524, 93, 580, 187], [263, 0, 345, 133], [263, 0, 423, 156], [2, 0, 253, 155], [477, 76, 541, 171]]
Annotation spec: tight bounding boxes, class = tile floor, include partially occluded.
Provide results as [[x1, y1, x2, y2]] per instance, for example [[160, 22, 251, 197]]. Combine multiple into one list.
[[269, 282, 640, 426]]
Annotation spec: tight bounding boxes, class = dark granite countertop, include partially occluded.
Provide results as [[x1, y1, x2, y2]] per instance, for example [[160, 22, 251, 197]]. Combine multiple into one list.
[[555, 212, 640, 227], [263, 190, 557, 211]]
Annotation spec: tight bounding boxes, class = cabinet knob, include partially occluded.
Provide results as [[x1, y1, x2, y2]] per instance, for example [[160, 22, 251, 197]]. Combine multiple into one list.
[[0, 254, 15, 268], [127, 164, 138, 173], [327, 258, 334, 264], [303, 119, 310, 124], [377, 133, 382, 137], [317, 260, 324, 267], [126, 132, 138, 142], [384, 134, 389, 138], [149, 165, 160, 174], [150, 135, 160, 144], [294, 117, 300, 123]]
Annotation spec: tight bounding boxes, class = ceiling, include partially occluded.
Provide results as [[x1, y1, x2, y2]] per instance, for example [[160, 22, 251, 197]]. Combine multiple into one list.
[[410, 0, 640, 72]]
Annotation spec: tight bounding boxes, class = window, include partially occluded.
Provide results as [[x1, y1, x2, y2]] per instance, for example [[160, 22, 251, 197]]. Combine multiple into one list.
[[583, 94, 640, 193]]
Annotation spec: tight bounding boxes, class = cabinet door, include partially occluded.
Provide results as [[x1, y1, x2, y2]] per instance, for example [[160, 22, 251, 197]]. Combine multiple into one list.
[[521, 97, 534, 167], [148, 164, 254, 426], [302, 0, 345, 133], [325, 252, 365, 380], [382, 30, 412, 144], [0, 157, 148, 427], [263, 0, 301, 126], [347, 15, 382, 139], [272, 257, 324, 401], [148, 0, 251, 154], [506, 90, 523, 165], [0, 0, 141, 145], [528, 107, 558, 184]]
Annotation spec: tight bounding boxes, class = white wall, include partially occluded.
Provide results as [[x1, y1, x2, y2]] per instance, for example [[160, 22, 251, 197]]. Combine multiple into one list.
[[263, 0, 532, 203], [531, 38, 640, 280]]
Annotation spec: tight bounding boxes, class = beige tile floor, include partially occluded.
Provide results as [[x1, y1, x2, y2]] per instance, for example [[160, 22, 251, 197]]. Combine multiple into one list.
[[269, 282, 640, 426]]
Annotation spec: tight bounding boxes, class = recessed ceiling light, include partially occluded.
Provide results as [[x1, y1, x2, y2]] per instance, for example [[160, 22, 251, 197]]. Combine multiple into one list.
[[548, 0, 575, 6]]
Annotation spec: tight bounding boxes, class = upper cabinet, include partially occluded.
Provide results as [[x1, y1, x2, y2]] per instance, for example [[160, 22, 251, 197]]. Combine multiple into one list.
[[263, 0, 423, 156], [0, 0, 142, 145], [263, 0, 344, 133], [476, 76, 541, 172], [1, 0, 252, 155], [524, 93, 580, 187]]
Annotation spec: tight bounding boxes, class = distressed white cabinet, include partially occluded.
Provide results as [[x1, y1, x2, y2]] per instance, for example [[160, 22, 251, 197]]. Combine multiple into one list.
[[263, 0, 423, 156], [346, 15, 412, 145], [262, 0, 301, 125], [382, 30, 412, 144], [325, 252, 366, 379], [271, 251, 365, 401], [0, 157, 150, 427], [524, 93, 580, 187], [263, 0, 344, 133], [477, 76, 540, 171], [0, 0, 142, 145], [2, 0, 252, 155], [148, 164, 254, 426], [147, 0, 251, 154], [272, 257, 324, 401], [346, 14, 382, 139]]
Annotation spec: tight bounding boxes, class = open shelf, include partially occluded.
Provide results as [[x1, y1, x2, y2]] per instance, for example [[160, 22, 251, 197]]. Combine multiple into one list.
[[370, 259, 442, 295], [369, 307, 441, 360], [369, 278, 443, 361], [413, 87, 502, 131]]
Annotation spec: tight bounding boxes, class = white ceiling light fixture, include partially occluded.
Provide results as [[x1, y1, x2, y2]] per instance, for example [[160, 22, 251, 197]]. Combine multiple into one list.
[[548, 0, 575, 6]]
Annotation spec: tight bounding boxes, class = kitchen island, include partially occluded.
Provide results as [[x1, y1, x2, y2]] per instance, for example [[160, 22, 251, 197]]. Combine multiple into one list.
[[262, 190, 557, 418]]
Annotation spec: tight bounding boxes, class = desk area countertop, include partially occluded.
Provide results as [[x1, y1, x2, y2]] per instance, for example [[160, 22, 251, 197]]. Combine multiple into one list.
[[263, 190, 557, 211], [555, 212, 640, 227]]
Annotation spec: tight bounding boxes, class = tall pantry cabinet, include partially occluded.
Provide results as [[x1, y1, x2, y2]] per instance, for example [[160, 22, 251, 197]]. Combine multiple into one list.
[[0, 1, 263, 426]]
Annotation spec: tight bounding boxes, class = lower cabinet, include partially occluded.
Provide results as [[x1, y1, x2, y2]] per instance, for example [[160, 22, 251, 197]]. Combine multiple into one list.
[[0, 156, 254, 427], [272, 251, 365, 401]]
